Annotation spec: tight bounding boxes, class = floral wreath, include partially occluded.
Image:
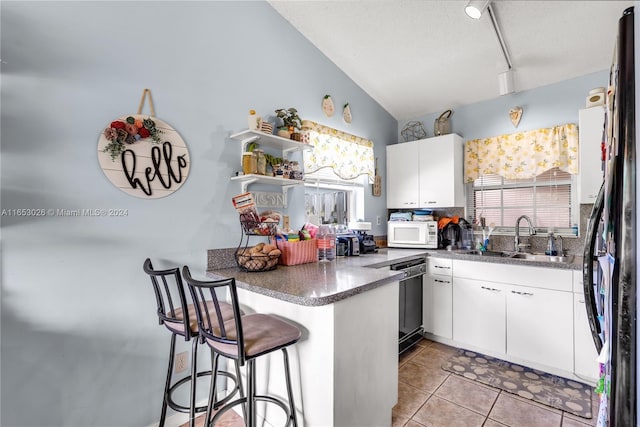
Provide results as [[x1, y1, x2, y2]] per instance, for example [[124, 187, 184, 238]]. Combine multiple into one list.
[[102, 116, 162, 161]]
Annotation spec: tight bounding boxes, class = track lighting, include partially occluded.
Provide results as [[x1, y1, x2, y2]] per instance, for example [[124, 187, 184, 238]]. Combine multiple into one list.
[[465, 0, 490, 19]]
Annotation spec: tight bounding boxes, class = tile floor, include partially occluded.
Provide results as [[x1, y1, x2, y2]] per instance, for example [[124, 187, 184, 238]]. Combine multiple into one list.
[[394, 339, 600, 427], [185, 338, 600, 427]]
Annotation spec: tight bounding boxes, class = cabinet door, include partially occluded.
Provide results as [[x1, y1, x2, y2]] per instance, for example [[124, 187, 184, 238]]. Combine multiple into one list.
[[386, 141, 419, 208], [579, 107, 605, 204], [574, 292, 600, 381], [506, 285, 573, 372], [423, 274, 453, 339], [453, 277, 506, 354], [418, 134, 464, 207]]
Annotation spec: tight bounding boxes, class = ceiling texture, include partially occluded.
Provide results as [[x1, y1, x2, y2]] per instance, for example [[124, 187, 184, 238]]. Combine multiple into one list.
[[268, 0, 633, 120]]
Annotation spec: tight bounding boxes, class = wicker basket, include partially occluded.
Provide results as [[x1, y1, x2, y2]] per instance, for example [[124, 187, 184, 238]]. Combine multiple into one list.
[[235, 248, 280, 272], [273, 238, 318, 266]]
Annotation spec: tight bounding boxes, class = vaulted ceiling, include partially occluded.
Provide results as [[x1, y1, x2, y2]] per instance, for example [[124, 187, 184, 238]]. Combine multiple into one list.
[[269, 0, 633, 120]]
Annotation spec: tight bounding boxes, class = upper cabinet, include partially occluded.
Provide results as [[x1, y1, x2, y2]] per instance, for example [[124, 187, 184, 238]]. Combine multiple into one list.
[[386, 140, 420, 208], [578, 107, 605, 204], [386, 134, 464, 209]]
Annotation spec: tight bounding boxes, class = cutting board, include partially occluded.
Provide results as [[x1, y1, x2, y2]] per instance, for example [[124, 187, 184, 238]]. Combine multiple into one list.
[[372, 157, 382, 197]]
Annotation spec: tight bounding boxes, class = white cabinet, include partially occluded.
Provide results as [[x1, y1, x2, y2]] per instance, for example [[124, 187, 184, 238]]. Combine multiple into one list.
[[423, 258, 453, 339], [452, 260, 574, 373], [579, 106, 605, 204], [506, 285, 573, 372], [386, 140, 419, 208], [418, 134, 465, 208], [453, 277, 506, 354], [386, 134, 464, 208], [573, 273, 600, 382]]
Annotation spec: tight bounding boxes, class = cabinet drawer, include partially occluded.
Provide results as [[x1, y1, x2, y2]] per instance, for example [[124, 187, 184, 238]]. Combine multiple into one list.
[[428, 257, 453, 276], [453, 260, 572, 292]]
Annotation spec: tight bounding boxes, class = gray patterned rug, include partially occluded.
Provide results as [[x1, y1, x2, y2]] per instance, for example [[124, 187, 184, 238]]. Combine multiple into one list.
[[442, 349, 592, 419]]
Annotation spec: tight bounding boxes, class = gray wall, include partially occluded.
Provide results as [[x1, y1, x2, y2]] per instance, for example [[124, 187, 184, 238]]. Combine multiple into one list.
[[0, 2, 396, 426], [398, 70, 609, 143]]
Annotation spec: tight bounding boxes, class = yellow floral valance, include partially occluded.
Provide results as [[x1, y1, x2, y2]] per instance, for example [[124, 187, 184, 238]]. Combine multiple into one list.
[[464, 123, 579, 182], [302, 120, 375, 181]]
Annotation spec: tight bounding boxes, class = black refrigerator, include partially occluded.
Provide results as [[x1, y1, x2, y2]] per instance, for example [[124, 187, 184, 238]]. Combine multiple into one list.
[[583, 6, 636, 427]]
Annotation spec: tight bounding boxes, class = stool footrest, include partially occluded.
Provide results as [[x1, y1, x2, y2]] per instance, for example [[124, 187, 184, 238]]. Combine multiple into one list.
[[166, 370, 240, 414]]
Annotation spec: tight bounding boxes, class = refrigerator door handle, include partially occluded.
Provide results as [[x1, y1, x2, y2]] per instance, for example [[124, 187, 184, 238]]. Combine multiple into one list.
[[583, 181, 604, 353]]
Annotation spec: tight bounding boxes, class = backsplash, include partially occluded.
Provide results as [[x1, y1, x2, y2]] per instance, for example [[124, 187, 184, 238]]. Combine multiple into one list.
[[474, 204, 593, 256], [383, 205, 593, 256]]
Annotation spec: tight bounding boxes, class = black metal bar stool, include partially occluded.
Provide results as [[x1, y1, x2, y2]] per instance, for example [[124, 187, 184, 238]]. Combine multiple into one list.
[[182, 266, 301, 427], [143, 259, 242, 427]]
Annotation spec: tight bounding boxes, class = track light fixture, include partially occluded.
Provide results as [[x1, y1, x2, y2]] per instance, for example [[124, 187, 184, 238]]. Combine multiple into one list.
[[465, 0, 490, 19]]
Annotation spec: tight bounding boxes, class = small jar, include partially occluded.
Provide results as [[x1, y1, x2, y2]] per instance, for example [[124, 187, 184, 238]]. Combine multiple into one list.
[[242, 152, 257, 175], [255, 149, 266, 175]]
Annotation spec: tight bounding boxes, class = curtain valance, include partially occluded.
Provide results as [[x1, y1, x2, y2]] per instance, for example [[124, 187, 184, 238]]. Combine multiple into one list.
[[302, 120, 375, 181], [463, 123, 579, 182]]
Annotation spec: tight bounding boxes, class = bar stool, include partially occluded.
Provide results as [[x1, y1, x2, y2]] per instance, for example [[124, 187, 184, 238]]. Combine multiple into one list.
[[143, 259, 242, 427], [182, 266, 301, 427]]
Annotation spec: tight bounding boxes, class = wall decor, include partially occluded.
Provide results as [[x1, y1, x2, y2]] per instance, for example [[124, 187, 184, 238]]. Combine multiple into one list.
[[343, 103, 352, 123], [400, 121, 427, 141], [97, 89, 190, 198], [322, 94, 335, 117], [509, 106, 523, 127]]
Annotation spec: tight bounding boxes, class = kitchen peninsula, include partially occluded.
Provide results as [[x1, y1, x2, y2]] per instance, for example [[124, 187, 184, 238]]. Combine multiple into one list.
[[206, 248, 428, 427]]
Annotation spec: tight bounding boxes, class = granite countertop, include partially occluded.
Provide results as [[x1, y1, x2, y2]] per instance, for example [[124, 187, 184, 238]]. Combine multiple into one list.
[[206, 247, 581, 307], [422, 249, 583, 271], [207, 248, 429, 307]]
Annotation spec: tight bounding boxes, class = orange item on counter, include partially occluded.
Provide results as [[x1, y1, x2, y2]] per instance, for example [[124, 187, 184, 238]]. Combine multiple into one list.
[[438, 215, 460, 229]]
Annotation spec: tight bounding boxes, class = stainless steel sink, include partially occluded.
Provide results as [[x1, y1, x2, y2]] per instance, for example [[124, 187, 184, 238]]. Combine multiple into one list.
[[509, 252, 574, 263], [459, 250, 574, 263]]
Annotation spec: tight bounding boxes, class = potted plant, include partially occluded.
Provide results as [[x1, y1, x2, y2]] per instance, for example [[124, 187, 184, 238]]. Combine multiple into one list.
[[275, 108, 302, 140]]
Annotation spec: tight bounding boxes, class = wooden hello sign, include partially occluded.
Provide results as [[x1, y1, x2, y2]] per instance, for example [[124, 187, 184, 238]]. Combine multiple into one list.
[[97, 90, 190, 198]]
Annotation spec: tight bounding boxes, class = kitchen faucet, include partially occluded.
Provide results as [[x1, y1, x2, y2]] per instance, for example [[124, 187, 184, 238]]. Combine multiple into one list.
[[514, 215, 536, 252]]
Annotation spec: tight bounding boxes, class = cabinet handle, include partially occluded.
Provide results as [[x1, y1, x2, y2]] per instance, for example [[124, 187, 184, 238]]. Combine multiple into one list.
[[434, 265, 450, 269], [426, 201, 437, 204], [434, 279, 451, 284], [511, 290, 534, 296], [481, 286, 501, 292], [578, 299, 585, 304]]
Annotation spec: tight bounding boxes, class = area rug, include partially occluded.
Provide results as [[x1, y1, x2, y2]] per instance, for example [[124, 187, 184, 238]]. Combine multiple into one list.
[[442, 349, 592, 419]]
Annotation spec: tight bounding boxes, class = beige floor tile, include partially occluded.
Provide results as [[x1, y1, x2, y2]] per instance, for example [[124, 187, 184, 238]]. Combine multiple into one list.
[[392, 412, 410, 427], [435, 375, 499, 415], [400, 344, 423, 366], [405, 420, 427, 427], [410, 346, 453, 370], [561, 415, 592, 427], [413, 395, 486, 427], [426, 341, 460, 356], [399, 361, 450, 393], [394, 381, 430, 419], [489, 393, 562, 427], [483, 419, 508, 427]]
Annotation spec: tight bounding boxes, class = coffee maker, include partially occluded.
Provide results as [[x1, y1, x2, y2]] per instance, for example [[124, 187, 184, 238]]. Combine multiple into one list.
[[349, 221, 377, 254]]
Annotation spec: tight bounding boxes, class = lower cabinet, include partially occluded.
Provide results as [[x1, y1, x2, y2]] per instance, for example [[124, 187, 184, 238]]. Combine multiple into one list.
[[451, 260, 574, 375], [423, 274, 453, 339], [453, 277, 506, 354], [506, 285, 573, 372]]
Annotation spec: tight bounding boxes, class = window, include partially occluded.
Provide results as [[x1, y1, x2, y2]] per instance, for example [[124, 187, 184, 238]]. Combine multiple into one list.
[[302, 121, 372, 226], [467, 167, 576, 232]]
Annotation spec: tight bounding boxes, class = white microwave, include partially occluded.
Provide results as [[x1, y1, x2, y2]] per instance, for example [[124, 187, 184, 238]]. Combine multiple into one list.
[[388, 221, 438, 249]]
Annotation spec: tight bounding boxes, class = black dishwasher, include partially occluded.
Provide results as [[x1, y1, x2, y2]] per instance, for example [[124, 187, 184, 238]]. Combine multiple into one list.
[[391, 258, 426, 354]]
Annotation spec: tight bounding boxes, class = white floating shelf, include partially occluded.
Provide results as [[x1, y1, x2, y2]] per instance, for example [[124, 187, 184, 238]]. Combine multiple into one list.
[[229, 129, 313, 155], [230, 174, 305, 206]]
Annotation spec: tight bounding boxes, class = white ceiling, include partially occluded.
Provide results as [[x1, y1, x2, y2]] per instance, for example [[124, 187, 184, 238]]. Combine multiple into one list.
[[268, 0, 633, 120]]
